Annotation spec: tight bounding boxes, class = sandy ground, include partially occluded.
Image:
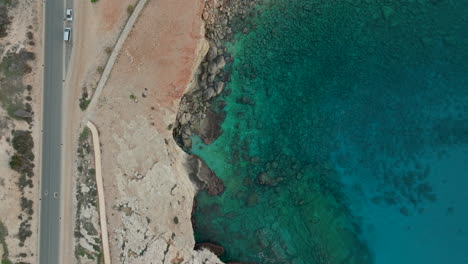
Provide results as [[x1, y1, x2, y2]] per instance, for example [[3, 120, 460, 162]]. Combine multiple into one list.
[[61, 0, 138, 262], [87, 0, 223, 262], [0, 0, 43, 263]]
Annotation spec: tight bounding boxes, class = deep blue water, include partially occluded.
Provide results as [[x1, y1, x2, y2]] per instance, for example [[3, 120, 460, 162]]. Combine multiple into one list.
[[192, 0, 468, 263]]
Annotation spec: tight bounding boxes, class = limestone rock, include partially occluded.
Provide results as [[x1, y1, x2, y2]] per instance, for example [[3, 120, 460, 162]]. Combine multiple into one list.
[[208, 61, 219, 74], [215, 81, 225, 94], [216, 56, 226, 69], [208, 73, 216, 83], [180, 112, 192, 125], [203, 87, 216, 101], [207, 46, 218, 61]]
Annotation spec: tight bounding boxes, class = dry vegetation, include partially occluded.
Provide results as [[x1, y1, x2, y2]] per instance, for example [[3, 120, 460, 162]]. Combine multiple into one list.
[[73, 128, 103, 264], [0, 0, 41, 263]]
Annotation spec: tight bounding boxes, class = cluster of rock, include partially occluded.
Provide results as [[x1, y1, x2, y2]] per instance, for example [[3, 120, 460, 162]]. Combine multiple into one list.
[[173, 0, 262, 151]]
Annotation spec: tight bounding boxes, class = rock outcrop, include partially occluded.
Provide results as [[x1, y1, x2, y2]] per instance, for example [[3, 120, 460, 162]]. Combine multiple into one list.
[[174, 0, 262, 150], [195, 242, 225, 257]]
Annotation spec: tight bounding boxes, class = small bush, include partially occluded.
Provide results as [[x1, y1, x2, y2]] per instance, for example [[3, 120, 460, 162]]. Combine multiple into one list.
[[0, 5, 12, 38], [12, 130, 34, 156], [20, 197, 34, 215], [90, 0, 98, 3], [79, 128, 90, 144], [96, 66, 104, 74], [104, 47, 113, 54], [9, 153, 25, 172], [26, 31, 33, 40], [1, 259, 12, 264], [79, 94, 91, 111], [18, 174, 33, 191], [173, 216, 179, 224], [18, 220, 32, 244], [127, 5, 135, 16]]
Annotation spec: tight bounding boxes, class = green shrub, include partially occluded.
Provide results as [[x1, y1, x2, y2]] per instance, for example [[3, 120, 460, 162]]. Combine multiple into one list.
[[127, 5, 134, 16], [20, 197, 33, 215], [9, 153, 25, 172], [79, 94, 91, 111], [79, 128, 90, 144], [18, 220, 32, 244], [104, 47, 113, 55], [12, 130, 33, 156], [96, 66, 104, 74]]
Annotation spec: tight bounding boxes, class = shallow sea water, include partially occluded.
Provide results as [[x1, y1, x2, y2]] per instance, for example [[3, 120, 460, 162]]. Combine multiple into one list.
[[192, 0, 468, 263]]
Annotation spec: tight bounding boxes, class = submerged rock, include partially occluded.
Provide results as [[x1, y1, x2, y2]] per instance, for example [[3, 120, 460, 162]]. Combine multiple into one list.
[[199, 109, 225, 145], [215, 81, 225, 94]]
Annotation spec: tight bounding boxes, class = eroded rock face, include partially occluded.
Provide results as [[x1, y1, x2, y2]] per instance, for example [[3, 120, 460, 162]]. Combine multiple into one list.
[[195, 242, 225, 257], [186, 155, 225, 196]]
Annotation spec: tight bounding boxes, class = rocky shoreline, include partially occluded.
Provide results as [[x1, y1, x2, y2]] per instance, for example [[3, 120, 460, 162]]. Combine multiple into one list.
[[174, 0, 262, 195], [173, 0, 263, 262]]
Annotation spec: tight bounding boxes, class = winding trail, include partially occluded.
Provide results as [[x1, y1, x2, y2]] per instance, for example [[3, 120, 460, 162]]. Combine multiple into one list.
[[86, 121, 111, 264]]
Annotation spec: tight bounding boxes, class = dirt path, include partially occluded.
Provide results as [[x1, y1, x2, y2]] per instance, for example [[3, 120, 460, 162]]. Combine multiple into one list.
[[85, 0, 148, 117], [59, 0, 137, 263], [86, 121, 111, 264]]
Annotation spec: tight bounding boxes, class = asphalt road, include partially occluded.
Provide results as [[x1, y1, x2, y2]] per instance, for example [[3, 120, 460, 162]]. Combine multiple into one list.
[[39, 0, 65, 263]]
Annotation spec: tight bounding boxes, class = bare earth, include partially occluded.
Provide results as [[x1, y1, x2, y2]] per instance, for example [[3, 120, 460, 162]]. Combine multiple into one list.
[[62, 0, 138, 262], [86, 0, 224, 262], [0, 0, 43, 263]]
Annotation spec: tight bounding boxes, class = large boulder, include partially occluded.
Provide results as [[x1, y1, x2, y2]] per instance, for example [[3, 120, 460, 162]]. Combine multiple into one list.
[[179, 112, 192, 125], [207, 46, 218, 61], [208, 61, 219, 74], [216, 56, 226, 69], [203, 87, 216, 101]]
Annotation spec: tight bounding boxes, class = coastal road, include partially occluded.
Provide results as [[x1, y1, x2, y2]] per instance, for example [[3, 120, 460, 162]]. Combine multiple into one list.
[[39, 0, 66, 263]]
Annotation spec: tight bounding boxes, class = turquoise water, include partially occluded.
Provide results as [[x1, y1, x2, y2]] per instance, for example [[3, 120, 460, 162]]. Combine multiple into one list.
[[192, 0, 468, 263]]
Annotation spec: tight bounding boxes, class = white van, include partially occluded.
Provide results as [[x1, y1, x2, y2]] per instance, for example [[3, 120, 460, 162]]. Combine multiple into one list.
[[64, 27, 71, 41]]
